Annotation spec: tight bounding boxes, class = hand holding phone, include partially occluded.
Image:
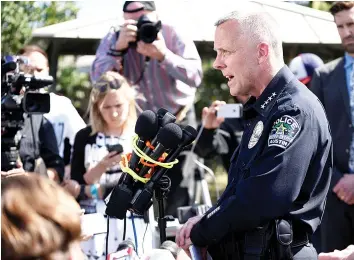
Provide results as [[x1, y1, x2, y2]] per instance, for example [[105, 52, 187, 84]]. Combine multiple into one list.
[[216, 104, 243, 118], [106, 144, 124, 155]]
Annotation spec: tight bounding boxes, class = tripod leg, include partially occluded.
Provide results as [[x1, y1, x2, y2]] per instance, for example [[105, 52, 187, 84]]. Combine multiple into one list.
[[155, 189, 167, 245]]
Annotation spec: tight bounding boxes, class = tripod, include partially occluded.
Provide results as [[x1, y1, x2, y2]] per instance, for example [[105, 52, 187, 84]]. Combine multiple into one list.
[[154, 187, 173, 244]]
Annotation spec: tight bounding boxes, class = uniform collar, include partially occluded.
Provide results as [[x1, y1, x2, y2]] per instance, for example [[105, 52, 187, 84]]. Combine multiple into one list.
[[243, 65, 294, 120]]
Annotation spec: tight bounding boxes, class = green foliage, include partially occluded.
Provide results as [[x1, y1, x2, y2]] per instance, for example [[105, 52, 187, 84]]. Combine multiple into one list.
[[1, 1, 78, 54], [1, 1, 89, 114], [195, 59, 236, 120], [56, 61, 91, 117], [1, 2, 41, 54], [309, 1, 333, 12]]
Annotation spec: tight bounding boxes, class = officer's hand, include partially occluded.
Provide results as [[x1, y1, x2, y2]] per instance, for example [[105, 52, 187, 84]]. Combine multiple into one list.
[[115, 19, 138, 51], [136, 32, 167, 62], [202, 100, 226, 129], [176, 215, 202, 248], [319, 245, 354, 260], [333, 174, 354, 205]]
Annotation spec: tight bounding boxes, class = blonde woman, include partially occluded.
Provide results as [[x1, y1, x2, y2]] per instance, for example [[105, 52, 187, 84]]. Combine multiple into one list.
[[1, 174, 85, 260], [63, 71, 151, 259]]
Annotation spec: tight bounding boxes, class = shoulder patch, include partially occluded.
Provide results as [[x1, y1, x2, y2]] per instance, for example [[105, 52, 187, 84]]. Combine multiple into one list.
[[268, 115, 300, 149]]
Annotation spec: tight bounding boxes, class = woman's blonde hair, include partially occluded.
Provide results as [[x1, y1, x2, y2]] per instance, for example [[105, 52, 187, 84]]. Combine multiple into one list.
[[88, 71, 137, 134], [1, 174, 82, 260]]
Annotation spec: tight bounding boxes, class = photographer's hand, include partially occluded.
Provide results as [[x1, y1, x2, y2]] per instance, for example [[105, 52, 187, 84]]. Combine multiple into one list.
[[137, 32, 167, 61], [202, 100, 226, 129], [115, 19, 138, 51]]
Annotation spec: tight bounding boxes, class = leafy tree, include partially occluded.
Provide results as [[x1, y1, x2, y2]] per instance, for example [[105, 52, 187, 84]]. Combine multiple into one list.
[[1, 1, 90, 114], [1, 1, 78, 54]]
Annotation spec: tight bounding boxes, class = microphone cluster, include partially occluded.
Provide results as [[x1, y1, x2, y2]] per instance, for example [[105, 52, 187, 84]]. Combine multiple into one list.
[[105, 108, 197, 219]]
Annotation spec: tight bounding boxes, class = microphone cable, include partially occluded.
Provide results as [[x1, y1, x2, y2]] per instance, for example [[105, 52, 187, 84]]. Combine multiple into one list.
[[182, 113, 221, 203], [105, 216, 110, 260]]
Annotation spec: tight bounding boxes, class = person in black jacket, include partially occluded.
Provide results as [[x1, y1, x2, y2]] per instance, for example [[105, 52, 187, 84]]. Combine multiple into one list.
[[195, 99, 246, 171], [1, 114, 64, 182], [310, 1, 354, 253], [176, 9, 332, 260]]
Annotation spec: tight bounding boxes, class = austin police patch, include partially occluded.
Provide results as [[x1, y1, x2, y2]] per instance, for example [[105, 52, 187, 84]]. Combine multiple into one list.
[[268, 115, 300, 149]]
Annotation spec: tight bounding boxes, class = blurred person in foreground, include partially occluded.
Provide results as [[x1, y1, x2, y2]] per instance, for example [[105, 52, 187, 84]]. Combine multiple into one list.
[[91, 1, 203, 217], [288, 53, 324, 87], [19, 45, 86, 179], [176, 8, 332, 259], [1, 173, 85, 260], [310, 1, 354, 252]]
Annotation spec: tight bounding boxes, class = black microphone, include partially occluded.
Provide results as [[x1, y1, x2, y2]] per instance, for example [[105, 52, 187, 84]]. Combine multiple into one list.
[[149, 125, 197, 183], [129, 110, 159, 170], [139, 109, 176, 166], [138, 123, 183, 177], [130, 125, 197, 213], [105, 110, 158, 219], [119, 110, 158, 185]]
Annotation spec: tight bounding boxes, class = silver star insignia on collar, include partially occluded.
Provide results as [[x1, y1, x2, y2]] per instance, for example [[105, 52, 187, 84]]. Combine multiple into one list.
[[261, 104, 266, 109], [272, 92, 277, 97], [268, 96, 273, 101]]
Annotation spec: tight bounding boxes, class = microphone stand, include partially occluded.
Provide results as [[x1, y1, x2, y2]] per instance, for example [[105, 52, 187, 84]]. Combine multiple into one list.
[[155, 187, 168, 244]]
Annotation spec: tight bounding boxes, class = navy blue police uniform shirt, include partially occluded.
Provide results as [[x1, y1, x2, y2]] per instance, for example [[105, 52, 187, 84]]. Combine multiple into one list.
[[190, 66, 333, 247]]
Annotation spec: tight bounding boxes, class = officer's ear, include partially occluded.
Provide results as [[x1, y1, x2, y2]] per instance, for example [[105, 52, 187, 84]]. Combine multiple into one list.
[[256, 42, 269, 65]]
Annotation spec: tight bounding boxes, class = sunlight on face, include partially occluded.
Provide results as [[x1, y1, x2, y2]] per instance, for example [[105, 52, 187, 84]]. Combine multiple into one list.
[[22, 51, 49, 77], [213, 20, 256, 97], [98, 89, 130, 130], [334, 7, 354, 54]]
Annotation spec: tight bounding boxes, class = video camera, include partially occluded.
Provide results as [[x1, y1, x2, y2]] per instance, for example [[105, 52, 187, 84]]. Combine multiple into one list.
[[1, 55, 53, 171]]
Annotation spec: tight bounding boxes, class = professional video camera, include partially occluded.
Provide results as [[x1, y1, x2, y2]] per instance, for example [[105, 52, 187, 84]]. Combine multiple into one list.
[[106, 108, 197, 243], [1, 55, 53, 171]]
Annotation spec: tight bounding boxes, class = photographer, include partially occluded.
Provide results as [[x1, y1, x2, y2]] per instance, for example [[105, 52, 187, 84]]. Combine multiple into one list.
[[91, 1, 203, 217], [195, 98, 247, 171], [19, 45, 86, 179], [1, 58, 64, 182]]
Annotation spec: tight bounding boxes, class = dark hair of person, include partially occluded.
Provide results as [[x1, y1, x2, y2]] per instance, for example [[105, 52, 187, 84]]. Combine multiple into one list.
[[329, 1, 354, 16]]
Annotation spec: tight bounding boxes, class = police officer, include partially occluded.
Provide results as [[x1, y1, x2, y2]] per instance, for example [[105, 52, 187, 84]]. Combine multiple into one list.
[[176, 9, 332, 260]]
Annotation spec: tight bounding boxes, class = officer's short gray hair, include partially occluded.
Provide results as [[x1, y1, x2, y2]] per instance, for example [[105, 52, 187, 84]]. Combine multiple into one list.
[[215, 10, 283, 59]]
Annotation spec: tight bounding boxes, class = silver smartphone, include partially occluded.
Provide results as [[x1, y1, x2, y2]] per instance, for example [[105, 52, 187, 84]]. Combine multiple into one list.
[[217, 104, 243, 118]]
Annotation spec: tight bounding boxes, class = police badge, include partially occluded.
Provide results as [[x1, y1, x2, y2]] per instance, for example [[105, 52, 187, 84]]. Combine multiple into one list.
[[248, 121, 264, 149]]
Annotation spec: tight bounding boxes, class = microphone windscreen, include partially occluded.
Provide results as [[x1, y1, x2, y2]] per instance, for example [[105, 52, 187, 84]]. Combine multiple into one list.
[[156, 123, 183, 149], [157, 108, 169, 118], [160, 240, 179, 258], [135, 110, 159, 139], [183, 125, 198, 144]]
